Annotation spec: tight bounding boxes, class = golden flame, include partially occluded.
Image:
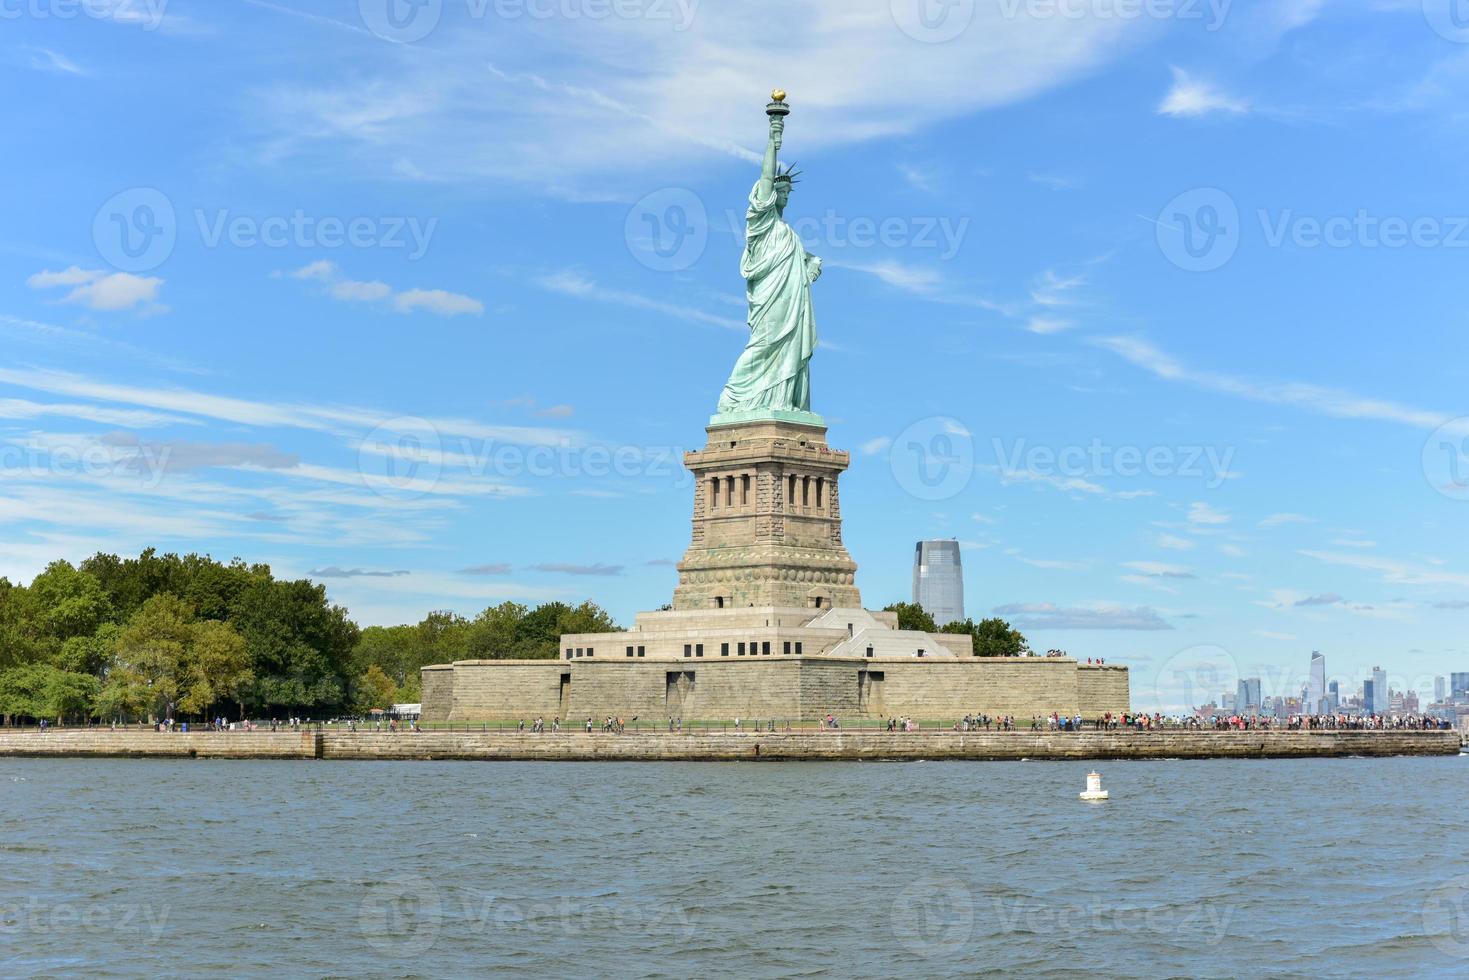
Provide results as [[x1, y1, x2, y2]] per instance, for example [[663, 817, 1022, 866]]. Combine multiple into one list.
[[771, 89, 787, 103]]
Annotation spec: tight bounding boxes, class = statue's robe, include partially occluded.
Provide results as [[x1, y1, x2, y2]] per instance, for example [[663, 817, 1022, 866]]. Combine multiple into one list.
[[718, 180, 820, 414]]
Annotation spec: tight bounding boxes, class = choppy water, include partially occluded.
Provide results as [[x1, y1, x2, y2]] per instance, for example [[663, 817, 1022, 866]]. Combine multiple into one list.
[[2, 757, 1466, 977]]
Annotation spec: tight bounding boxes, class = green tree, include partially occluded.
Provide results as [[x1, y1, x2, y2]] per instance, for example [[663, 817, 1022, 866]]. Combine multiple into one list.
[[883, 602, 938, 634], [940, 617, 1029, 658], [352, 664, 399, 715], [28, 561, 113, 641], [0, 663, 99, 723], [180, 619, 254, 719], [104, 593, 193, 720]]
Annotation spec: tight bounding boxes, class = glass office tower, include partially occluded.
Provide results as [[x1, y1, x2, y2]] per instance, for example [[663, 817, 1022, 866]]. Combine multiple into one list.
[[912, 540, 965, 627]]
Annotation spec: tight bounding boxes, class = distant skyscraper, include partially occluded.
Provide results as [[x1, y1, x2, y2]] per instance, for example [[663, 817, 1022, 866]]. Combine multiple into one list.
[[1435, 676, 1447, 704], [1307, 651, 1326, 714], [1363, 679, 1376, 716], [1328, 680, 1340, 713], [1236, 677, 1262, 712], [912, 540, 964, 626], [1372, 667, 1388, 715], [1452, 672, 1469, 701]]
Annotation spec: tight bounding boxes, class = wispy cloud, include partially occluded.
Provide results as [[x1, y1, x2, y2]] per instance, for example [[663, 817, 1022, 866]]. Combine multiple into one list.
[[1097, 336, 1463, 434], [1158, 67, 1249, 118], [284, 261, 482, 317], [528, 562, 624, 576], [1260, 512, 1315, 528], [994, 602, 1174, 631], [28, 267, 165, 313], [535, 271, 743, 331], [309, 566, 411, 578], [459, 563, 513, 576]]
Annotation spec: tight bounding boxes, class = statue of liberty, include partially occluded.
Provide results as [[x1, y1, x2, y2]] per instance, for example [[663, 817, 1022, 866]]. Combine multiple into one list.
[[715, 91, 822, 423]]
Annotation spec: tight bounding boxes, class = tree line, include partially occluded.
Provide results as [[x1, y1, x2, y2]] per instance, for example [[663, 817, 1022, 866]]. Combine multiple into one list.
[[0, 550, 617, 725], [881, 602, 1030, 657]]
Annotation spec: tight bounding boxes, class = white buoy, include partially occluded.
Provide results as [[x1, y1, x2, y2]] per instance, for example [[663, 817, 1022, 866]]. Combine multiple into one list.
[[1079, 770, 1109, 802]]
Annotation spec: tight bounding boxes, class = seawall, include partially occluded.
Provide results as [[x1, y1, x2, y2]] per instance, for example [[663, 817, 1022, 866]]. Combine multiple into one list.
[[0, 730, 1458, 762]]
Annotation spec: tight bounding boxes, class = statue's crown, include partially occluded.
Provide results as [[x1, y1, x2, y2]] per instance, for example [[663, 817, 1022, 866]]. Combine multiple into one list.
[[774, 162, 802, 185]]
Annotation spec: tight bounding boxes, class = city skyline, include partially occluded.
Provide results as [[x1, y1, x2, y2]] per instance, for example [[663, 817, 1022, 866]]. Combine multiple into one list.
[[3, 3, 1469, 715]]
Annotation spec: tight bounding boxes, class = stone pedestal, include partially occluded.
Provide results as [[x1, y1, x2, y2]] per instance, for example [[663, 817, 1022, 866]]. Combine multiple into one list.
[[673, 417, 861, 610]]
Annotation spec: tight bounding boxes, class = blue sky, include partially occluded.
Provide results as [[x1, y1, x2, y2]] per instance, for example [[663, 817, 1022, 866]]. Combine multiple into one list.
[[4, 0, 1468, 711]]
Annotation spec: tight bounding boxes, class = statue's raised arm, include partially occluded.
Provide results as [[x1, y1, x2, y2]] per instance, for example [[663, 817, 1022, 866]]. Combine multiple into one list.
[[714, 91, 821, 425]]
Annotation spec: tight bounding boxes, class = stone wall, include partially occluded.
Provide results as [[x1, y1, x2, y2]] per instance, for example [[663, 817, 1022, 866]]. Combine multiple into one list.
[[432, 656, 1128, 723], [1077, 665, 1131, 718], [318, 730, 1461, 762], [0, 731, 318, 759], [0, 729, 1455, 761], [446, 661, 564, 720], [420, 665, 454, 723]]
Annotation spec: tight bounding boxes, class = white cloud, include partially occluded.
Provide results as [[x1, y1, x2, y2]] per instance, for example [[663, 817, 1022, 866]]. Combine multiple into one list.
[[1300, 551, 1469, 589], [1097, 336, 1464, 435], [1123, 561, 1195, 579], [1252, 630, 1298, 641], [393, 289, 485, 316], [1026, 316, 1074, 335], [1188, 501, 1230, 526], [28, 267, 164, 312], [993, 602, 1174, 631], [535, 271, 742, 331], [859, 436, 892, 456], [1158, 67, 1249, 118], [1260, 512, 1315, 528], [823, 258, 945, 296], [283, 261, 481, 317], [27, 47, 86, 76], [1158, 533, 1195, 551], [245, 4, 1144, 190]]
